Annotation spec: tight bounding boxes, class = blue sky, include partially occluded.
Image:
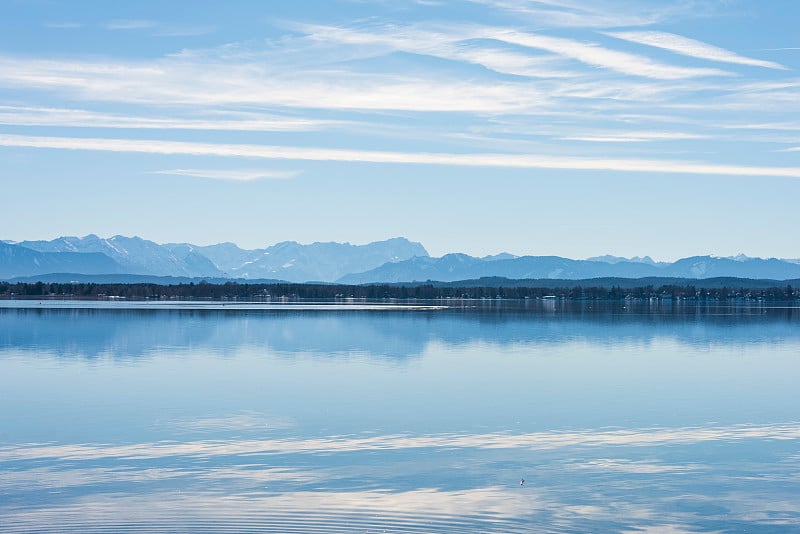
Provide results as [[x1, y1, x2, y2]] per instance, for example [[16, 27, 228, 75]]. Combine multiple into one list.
[[1, 0, 798, 259]]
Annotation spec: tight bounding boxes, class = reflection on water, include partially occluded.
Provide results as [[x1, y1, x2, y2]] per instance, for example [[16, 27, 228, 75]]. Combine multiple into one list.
[[2, 300, 798, 360], [1, 302, 799, 532]]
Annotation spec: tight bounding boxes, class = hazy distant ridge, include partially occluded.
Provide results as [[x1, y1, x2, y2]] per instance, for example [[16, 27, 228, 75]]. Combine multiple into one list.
[[3, 235, 800, 282], [0, 241, 123, 279], [18, 235, 221, 278], [339, 254, 800, 283], [7, 235, 428, 282], [182, 237, 429, 282]]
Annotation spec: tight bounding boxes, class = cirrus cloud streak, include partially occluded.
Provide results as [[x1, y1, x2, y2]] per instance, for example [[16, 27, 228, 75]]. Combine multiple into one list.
[[2, 133, 800, 178], [152, 168, 300, 181], [606, 30, 786, 70]]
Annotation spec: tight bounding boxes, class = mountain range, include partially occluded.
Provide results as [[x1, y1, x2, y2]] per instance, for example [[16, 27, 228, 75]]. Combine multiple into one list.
[[338, 253, 800, 284], [2, 235, 800, 283], [1, 235, 428, 282]]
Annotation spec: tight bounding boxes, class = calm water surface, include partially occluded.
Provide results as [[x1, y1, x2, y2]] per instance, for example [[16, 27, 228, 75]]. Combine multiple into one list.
[[1, 300, 799, 532]]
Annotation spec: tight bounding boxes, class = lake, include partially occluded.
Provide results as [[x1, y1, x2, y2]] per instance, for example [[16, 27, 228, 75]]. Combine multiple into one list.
[[1, 300, 799, 532]]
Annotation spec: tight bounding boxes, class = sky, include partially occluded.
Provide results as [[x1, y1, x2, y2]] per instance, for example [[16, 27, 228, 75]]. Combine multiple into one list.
[[1, 0, 799, 260]]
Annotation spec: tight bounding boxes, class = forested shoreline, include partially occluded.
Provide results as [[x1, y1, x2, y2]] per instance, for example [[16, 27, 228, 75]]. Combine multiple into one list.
[[1, 281, 797, 301]]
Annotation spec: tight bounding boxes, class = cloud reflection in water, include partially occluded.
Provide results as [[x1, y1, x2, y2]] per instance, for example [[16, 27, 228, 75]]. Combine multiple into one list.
[[1, 422, 799, 532]]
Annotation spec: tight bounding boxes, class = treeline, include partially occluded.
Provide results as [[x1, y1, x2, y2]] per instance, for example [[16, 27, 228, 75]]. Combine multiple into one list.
[[1, 281, 797, 301]]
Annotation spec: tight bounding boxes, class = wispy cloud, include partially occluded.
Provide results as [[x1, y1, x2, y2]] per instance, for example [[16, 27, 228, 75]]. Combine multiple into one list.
[[0, 20, 740, 122], [665, 81, 800, 113], [0, 52, 536, 112], [722, 121, 800, 132], [152, 169, 300, 181], [560, 131, 709, 143], [488, 29, 730, 79], [0, 105, 336, 131], [301, 23, 729, 80], [105, 19, 158, 31], [45, 22, 82, 29], [298, 22, 582, 79], [155, 26, 216, 37], [62, 19, 211, 36], [0, 19, 785, 137], [3, 134, 800, 178], [1, 9, 796, 176], [606, 31, 787, 70], [468, 0, 665, 28]]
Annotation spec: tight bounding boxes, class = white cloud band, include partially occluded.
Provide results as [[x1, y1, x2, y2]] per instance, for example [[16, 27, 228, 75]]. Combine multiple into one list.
[[2, 133, 800, 178], [152, 169, 299, 181], [606, 31, 786, 70]]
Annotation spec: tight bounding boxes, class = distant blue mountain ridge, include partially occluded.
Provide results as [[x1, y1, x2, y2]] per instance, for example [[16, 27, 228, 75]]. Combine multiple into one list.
[[0, 241, 124, 279], [3, 235, 428, 282], [337, 253, 800, 284], [2, 235, 799, 283]]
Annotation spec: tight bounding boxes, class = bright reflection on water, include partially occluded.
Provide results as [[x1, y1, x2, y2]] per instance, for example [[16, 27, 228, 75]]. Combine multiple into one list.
[[1, 301, 799, 532]]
